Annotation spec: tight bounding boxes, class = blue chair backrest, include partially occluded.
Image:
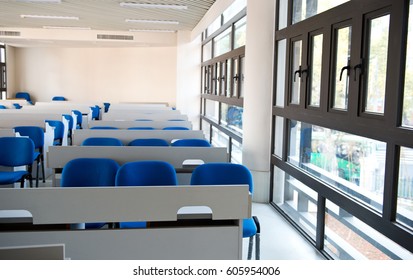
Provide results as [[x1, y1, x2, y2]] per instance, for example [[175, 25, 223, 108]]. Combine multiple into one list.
[[72, 110, 82, 128], [52, 96, 66, 101], [135, 119, 152, 121], [82, 137, 123, 146], [190, 163, 253, 194], [127, 127, 155, 130], [13, 126, 44, 149], [13, 103, 22, 109], [90, 126, 119, 130], [90, 106, 100, 120], [0, 137, 35, 167], [0, 105, 7, 109], [61, 158, 119, 187], [103, 103, 110, 113], [15, 92, 31, 102], [116, 161, 177, 186], [45, 120, 64, 142], [162, 126, 189, 130], [171, 139, 211, 147], [128, 138, 169, 146], [62, 114, 74, 130]]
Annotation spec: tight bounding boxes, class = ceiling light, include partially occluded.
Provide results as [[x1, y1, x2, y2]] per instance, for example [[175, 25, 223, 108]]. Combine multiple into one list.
[[43, 26, 91, 30], [129, 29, 176, 33], [17, 0, 61, 3], [120, 2, 187, 10], [21, 15, 79, 20], [125, 19, 179, 25]]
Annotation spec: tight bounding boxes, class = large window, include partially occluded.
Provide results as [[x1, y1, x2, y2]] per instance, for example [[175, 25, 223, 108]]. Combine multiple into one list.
[[201, 0, 246, 163], [272, 0, 413, 259], [0, 43, 6, 100]]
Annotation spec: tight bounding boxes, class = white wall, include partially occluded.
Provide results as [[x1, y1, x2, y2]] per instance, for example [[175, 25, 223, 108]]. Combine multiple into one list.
[[12, 46, 177, 106]]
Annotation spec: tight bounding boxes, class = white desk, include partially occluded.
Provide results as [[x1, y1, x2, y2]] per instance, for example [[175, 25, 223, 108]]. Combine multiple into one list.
[[0, 186, 250, 260], [87, 120, 192, 129]]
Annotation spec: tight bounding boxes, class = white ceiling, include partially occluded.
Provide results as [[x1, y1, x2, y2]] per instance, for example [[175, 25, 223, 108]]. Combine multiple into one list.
[[0, 0, 217, 47]]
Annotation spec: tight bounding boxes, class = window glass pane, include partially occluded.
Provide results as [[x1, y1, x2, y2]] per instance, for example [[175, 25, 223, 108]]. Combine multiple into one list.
[[274, 116, 284, 158], [214, 27, 231, 57], [333, 26, 351, 110], [221, 104, 243, 134], [231, 139, 242, 164], [233, 58, 239, 97], [276, 39, 287, 107], [207, 16, 221, 37], [203, 41, 212, 62], [288, 120, 386, 213], [234, 16, 247, 49], [397, 147, 413, 230], [402, 0, 413, 127], [364, 14, 390, 115], [292, 0, 349, 24], [0, 47, 5, 63], [205, 99, 219, 121], [290, 40, 302, 104], [278, 0, 288, 29], [309, 34, 323, 107], [272, 166, 318, 241], [212, 126, 229, 150], [325, 200, 413, 259], [223, 0, 246, 24], [201, 120, 211, 142], [1, 91, 6, 100], [216, 63, 221, 95], [226, 59, 232, 97]]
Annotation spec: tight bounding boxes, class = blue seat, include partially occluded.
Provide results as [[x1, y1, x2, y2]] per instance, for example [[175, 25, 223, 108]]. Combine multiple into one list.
[[171, 139, 211, 147], [14, 126, 45, 187], [72, 110, 83, 129], [61, 158, 120, 229], [89, 126, 119, 130], [82, 137, 123, 146], [162, 126, 189, 130], [52, 96, 66, 101], [45, 120, 64, 146], [13, 103, 22, 109], [0, 137, 35, 188], [115, 161, 178, 228], [135, 119, 152, 121], [128, 138, 169, 146], [190, 163, 261, 260], [15, 92, 33, 105], [127, 127, 155, 130]]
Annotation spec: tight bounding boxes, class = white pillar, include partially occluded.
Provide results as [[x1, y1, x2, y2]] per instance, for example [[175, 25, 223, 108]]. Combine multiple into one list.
[[176, 31, 201, 129], [243, 0, 276, 203]]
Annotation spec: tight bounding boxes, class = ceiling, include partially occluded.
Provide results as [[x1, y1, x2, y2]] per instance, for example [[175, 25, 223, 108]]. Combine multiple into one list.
[[0, 0, 216, 47]]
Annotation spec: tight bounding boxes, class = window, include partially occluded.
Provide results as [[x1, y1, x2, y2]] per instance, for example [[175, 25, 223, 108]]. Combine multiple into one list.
[[0, 43, 6, 100], [272, 0, 413, 259]]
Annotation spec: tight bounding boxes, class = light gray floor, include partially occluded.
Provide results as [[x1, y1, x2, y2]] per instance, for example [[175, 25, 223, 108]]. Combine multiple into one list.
[[243, 202, 325, 260]]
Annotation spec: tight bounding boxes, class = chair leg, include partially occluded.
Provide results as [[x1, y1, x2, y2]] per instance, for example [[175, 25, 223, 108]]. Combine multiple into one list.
[[41, 154, 46, 183], [255, 233, 261, 260], [247, 236, 254, 260], [28, 165, 33, 188], [36, 158, 40, 188]]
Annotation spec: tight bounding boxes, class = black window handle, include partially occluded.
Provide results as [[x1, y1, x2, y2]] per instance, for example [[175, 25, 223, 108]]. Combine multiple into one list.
[[353, 60, 363, 81], [294, 66, 308, 82], [339, 60, 351, 81]]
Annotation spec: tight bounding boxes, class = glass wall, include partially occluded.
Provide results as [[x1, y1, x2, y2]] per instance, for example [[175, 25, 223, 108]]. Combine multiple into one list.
[[201, 0, 246, 162], [272, 0, 413, 259]]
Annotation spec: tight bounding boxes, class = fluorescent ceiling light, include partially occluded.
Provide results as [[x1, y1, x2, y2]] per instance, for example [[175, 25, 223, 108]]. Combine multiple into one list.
[[43, 26, 91, 30], [21, 14, 79, 20], [17, 0, 61, 3], [129, 29, 176, 33], [125, 19, 179, 25], [120, 2, 187, 10]]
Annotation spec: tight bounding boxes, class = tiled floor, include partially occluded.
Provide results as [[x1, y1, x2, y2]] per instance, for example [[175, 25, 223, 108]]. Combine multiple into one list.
[[243, 202, 325, 260]]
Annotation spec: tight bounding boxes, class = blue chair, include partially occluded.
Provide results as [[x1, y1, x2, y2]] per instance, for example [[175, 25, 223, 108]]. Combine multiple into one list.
[[162, 126, 189, 130], [128, 138, 169, 146], [52, 96, 66, 101], [90, 126, 119, 130], [15, 92, 33, 105], [72, 110, 83, 129], [61, 158, 120, 229], [115, 161, 178, 228], [45, 120, 64, 146], [14, 126, 45, 187], [0, 137, 35, 188], [135, 119, 152, 121], [13, 103, 22, 109], [0, 105, 7, 109], [103, 102, 110, 113], [82, 137, 123, 146], [171, 139, 211, 147], [62, 114, 74, 145], [127, 127, 155, 130], [190, 163, 261, 260], [168, 119, 185, 121], [90, 106, 100, 120]]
